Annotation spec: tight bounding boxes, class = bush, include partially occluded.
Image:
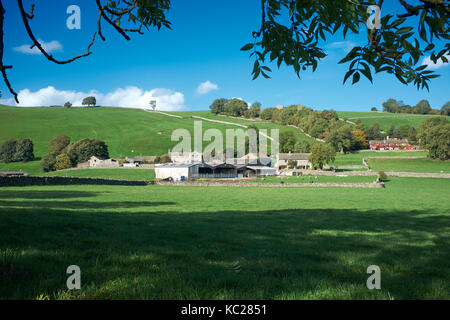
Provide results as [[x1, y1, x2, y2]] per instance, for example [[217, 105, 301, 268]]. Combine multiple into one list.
[[0, 140, 17, 163], [41, 153, 57, 172], [378, 171, 388, 181], [0, 139, 34, 163], [155, 154, 171, 164], [49, 135, 70, 154], [66, 138, 109, 164], [55, 153, 72, 170]]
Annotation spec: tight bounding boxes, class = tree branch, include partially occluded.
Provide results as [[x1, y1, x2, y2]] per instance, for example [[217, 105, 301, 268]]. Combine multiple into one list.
[[17, 0, 96, 65], [0, 1, 18, 103]]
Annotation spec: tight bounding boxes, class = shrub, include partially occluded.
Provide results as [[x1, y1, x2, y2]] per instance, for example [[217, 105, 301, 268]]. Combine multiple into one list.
[[0, 140, 17, 163], [49, 135, 71, 154], [41, 153, 57, 172], [378, 171, 388, 181], [66, 138, 109, 164], [0, 139, 34, 163], [55, 153, 72, 170]]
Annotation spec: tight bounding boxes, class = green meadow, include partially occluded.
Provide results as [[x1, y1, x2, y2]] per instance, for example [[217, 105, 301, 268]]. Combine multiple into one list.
[[45, 169, 156, 181], [0, 178, 449, 299], [367, 158, 450, 173], [336, 111, 450, 131]]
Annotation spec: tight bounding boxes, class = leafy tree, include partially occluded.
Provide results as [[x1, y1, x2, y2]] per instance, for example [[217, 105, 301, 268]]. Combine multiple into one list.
[[150, 100, 157, 111], [408, 127, 418, 144], [417, 117, 450, 160], [82, 96, 97, 107], [55, 153, 72, 171], [209, 98, 228, 115], [0, 139, 34, 163], [248, 103, 261, 118], [365, 122, 382, 140], [371, 107, 377, 112], [413, 99, 432, 114], [66, 138, 109, 164], [2, 1, 448, 103], [326, 125, 355, 153], [64, 102, 72, 108], [440, 101, 450, 116], [309, 144, 336, 170], [294, 140, 311, 153], [260, 108, 274, 120], [48, 135, 71, 154], [352, 129, 369, 149], [40, 153, 57, 172], [0, 140, 17, 163], [382, 99, 400, 113], [279, 131, 297, 153], [320, 110, 339, 121], [224, 98, 248, 117], [14, 139, 34, 162]]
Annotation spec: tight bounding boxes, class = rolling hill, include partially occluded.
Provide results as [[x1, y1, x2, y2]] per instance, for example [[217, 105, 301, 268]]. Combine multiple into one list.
[[336, 111, 449, 131], [0, 106, 312, 174]]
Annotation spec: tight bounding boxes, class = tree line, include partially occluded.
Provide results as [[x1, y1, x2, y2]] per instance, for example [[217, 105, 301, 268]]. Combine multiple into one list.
[[380, 99, 450, 115]]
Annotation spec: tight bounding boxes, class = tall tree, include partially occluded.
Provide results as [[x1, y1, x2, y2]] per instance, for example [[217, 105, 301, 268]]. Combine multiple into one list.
[[309, 144, 336, 170]]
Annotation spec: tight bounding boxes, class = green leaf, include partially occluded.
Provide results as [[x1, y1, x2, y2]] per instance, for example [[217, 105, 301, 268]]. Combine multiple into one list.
[[352, 72, 360, 84], [241, 43, 254, 51]]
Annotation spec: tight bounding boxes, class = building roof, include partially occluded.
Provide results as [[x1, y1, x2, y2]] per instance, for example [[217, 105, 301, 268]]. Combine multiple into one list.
[[278, 153, 311, 161], [369, 138, 409, 144], [155, 163, 199, 169], [246, 166, 276, 171]]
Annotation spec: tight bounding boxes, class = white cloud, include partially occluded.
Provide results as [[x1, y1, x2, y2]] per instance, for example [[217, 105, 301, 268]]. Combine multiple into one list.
[[421, 54, 450, 70], [4, 86, 185, 111], [326, 41, 357, 53], [13, 39, 63, 55], [196, 80, 219, 95]]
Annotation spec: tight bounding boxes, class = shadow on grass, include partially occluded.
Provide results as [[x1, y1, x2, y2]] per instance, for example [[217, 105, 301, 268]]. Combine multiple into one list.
[[0, 190, 100, 200], [0, 190, 448, 300]]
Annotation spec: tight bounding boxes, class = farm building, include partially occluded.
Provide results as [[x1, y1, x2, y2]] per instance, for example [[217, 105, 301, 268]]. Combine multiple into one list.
[[155, 163, 200, 181], [245, 166, 277, 177], [276, 153, 312, 170], [89, 156, 121, 168], [198, 163, 239, 179], [169, 151, 203, 164], [369, 138, 415, 151]]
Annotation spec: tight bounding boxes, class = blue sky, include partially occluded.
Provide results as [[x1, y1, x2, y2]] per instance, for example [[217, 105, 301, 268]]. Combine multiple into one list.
[[2, 0, 449, 111]]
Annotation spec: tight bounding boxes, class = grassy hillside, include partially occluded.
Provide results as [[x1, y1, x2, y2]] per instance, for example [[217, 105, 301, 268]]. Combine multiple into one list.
[[337, 111, 449, 131], [0, 106, 314, 174]]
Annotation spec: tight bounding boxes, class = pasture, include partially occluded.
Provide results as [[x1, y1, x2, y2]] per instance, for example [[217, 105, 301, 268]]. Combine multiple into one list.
[[0, 178, 449, 299], [336, 111, 449, 131], [367, 158, 450, 173]]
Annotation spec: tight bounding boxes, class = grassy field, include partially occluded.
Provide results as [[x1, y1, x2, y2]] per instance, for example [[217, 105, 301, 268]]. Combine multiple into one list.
[[333, 151, 429, 167], [45, 169, 155, 181], [0, 178, 449, 299], [336, 111, 449, 131], [367, 158, 450, 173], [247, 175, 376, 184]]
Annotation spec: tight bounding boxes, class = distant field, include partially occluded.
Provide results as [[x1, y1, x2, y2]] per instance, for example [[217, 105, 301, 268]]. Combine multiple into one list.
[[336, 111, 449, 131], [333, 151, 429, 166], [173, 110, 317, 144], [0, 177, 449, 299], [0, 106, 260, 159], [367, 158, 450, 173], [248, 175, 375, 184], [45, 169, 155, 181]]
